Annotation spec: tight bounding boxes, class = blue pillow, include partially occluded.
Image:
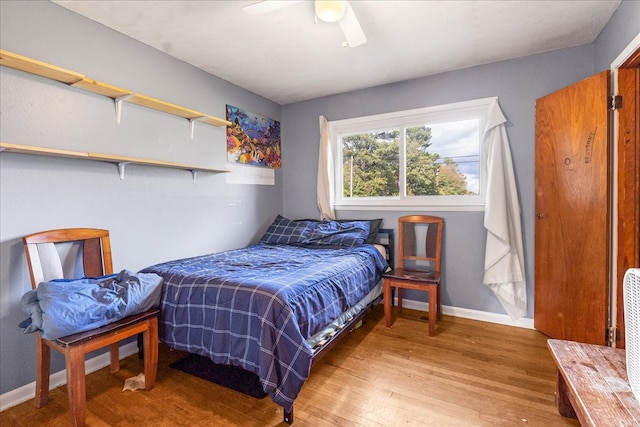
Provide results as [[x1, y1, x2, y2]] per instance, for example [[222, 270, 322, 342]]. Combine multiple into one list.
[[260, 216, 370, 247], [296, 218, 382, 244], [302, 220, 370, 248], [260, 215, 315, 245]]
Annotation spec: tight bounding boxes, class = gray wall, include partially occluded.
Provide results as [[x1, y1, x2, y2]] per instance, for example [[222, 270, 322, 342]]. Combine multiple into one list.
[[0, 1, 282, 394], [594, 0, 640, 71], [281, 0, 639, 318]]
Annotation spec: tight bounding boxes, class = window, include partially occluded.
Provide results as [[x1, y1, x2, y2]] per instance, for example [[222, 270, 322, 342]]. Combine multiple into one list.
[[329, 98, 492, 210]]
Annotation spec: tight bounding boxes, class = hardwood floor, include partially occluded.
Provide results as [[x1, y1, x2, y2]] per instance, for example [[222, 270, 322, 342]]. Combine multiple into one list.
[[1, 306, 579, 426]]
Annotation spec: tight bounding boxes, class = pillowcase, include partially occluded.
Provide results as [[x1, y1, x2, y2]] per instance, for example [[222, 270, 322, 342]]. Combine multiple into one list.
[[362, 218, 383, 244], [303, 220, 370, 248], [260, 215, 315, 245], [297, 218, 382, 244], [260, 215, 375, 248]]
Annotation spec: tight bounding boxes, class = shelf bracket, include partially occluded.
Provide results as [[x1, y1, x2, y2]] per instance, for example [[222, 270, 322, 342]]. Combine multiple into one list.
[[114, 94, 136, 124], [191, 170, 198, 183], [117, 162, 132, 180], [188, 117, 208, 140]]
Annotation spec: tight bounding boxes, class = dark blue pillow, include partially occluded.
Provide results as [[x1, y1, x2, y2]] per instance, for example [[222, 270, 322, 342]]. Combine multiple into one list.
[[297, 218, 382, 244], [260, 215, 315, 245], [302, 220, 370, 248]]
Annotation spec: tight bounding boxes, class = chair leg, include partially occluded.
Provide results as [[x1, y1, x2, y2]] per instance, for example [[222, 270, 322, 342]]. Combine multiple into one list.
[[34, 335, 50, 408], [65, 347, 86, 427], [428, 286, 437, 336], [384, 279, 393, 328], [143, 318, 159, 390], [437, 285, 443, 320], [397, 288, 403, 312], [109, 343, 120, 374]]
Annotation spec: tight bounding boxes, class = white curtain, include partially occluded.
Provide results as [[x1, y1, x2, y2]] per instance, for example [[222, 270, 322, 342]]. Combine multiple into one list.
[[482, 98, 527, 320], [317, 115, 335, 220]]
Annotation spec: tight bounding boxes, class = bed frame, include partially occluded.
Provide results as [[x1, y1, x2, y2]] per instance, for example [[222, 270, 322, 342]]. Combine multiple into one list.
[[282, 228, 394, 424]]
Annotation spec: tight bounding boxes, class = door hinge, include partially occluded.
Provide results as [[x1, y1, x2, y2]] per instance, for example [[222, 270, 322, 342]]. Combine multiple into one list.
[[609, 95, 623, 110], [607, 326, 620, 343]]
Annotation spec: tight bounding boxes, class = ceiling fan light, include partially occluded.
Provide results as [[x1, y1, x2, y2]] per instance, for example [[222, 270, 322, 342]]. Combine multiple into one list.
[[315, 0, 347, 23]]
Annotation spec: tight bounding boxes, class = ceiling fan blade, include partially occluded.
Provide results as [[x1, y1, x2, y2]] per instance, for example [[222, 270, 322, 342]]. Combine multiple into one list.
[[338, 1, 367, 47], [242, 0, 304, 16]]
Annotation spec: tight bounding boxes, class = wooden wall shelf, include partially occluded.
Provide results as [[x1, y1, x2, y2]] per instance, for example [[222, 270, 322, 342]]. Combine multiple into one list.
[[0, 142, 228, 182], [0, 50, 231, 136]]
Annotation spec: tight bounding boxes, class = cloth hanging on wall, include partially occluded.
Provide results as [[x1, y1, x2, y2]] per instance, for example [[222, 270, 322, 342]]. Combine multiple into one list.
[[317, 115, 336, 220], [482, 99, 527, 320]]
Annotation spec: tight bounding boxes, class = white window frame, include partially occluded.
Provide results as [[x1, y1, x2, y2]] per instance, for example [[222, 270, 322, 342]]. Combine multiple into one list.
[[329, 97, 494, 212]]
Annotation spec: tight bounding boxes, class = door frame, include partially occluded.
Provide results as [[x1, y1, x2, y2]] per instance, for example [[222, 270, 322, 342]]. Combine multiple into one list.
[[611, 33, 640, 348]]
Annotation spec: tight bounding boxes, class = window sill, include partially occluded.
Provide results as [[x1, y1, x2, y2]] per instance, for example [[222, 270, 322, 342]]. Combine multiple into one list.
[[334, 202, 485, 212]]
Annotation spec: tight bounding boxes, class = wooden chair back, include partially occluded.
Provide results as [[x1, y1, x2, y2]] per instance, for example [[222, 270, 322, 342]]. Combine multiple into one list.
[[23, 228, 113, 288], [397, 215, 443, 273]]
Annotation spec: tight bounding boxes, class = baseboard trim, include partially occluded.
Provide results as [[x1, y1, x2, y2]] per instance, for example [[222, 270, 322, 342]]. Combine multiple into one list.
[[393, 298, 535, 329], [0, 342, 138, 412]]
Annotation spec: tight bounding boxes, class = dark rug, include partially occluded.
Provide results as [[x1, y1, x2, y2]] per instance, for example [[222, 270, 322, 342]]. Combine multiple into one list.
[[169, 353, 268, 399]]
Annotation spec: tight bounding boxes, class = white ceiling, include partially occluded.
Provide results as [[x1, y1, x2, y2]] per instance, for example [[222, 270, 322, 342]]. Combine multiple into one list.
[[53, 0, 621, 105]]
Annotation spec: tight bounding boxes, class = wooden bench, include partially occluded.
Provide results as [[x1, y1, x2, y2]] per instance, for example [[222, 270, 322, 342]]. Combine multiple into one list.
[[547, 339, 640, 426]]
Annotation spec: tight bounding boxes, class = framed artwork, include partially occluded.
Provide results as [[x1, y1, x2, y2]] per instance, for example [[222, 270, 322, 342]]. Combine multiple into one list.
[[226, 104, 281, 168]]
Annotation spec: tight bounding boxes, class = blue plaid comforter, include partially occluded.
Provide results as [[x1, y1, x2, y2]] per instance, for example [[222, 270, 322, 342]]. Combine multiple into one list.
[[141, 242, 388, 411]]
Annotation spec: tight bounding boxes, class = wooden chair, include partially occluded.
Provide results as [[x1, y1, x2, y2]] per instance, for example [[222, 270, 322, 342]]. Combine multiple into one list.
[[383, 215, 444, 336], [23, 228, 159, 427]]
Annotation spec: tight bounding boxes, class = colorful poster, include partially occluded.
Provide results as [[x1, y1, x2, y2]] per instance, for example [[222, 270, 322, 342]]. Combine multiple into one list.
[[226, 105, 281, 168]]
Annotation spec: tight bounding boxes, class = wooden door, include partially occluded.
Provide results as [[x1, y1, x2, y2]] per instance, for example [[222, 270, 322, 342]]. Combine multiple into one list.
[[534, 71, 610, 345]]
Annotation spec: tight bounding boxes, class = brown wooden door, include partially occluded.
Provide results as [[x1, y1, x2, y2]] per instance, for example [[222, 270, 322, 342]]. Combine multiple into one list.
[[534, 71, 610, 345]]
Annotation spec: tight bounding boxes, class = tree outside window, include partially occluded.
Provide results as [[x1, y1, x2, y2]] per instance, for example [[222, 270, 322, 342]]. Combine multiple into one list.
[[341, 124, 477, 198]]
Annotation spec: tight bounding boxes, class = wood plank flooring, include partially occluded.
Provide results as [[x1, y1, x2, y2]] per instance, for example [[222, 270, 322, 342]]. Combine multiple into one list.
[[1, 306, 579, 426]]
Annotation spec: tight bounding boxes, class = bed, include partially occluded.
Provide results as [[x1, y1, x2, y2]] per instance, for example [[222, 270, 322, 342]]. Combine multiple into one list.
[[141, 215, 392, 424]]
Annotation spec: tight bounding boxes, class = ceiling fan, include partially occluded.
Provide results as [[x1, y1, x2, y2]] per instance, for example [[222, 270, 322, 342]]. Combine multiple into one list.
[[242, 0, 367, 47]]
